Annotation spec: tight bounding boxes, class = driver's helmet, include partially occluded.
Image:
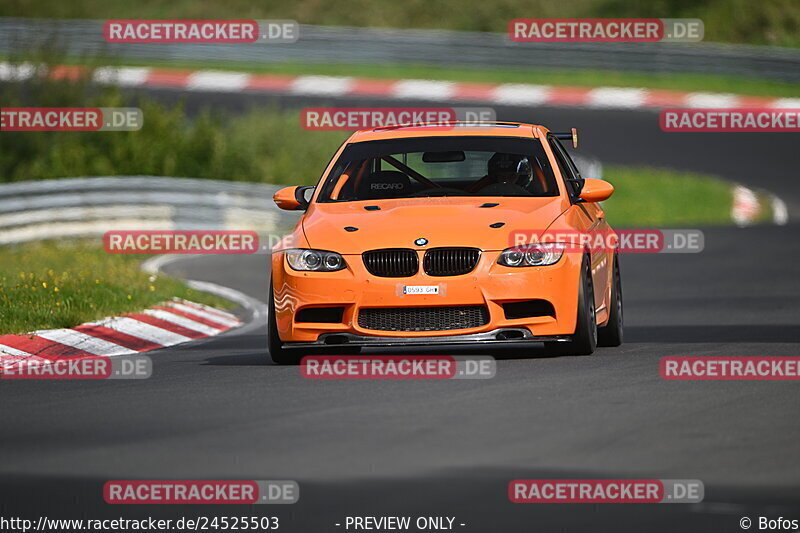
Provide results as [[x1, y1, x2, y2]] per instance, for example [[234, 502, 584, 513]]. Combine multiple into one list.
[[488, 153, 533, 185]]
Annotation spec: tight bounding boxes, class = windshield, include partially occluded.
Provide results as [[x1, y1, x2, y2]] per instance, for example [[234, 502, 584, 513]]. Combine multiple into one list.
[[317, 136, 559, 202]]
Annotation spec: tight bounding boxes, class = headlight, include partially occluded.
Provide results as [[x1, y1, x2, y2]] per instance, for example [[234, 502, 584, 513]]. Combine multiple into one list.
[[286, 249, 346, 271], [498, 243, 565, 267]]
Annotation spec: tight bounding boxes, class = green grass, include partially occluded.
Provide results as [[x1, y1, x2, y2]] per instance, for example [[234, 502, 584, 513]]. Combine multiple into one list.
[[603, 165, 735, 227], [0, 240, 233, 335], [0, 76, 349, 184], [2, 0, 799, 47]]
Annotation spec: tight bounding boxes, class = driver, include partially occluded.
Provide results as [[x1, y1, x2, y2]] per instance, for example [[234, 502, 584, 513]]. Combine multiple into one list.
[[467, 153, 534, 195]]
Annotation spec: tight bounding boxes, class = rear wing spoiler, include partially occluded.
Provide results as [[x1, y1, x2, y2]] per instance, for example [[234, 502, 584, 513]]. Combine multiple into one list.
[[551, 128, 578, 148]]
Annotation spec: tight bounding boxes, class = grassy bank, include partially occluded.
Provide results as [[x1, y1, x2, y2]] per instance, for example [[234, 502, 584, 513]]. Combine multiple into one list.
[[0, 76, 348, 184], [2, 0, 799, 47], [603, 166, 736, 227], [0, 241, 232, 335]]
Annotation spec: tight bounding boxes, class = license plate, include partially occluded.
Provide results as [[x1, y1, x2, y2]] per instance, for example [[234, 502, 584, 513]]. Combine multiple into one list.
[[403, 285, 439, 295]]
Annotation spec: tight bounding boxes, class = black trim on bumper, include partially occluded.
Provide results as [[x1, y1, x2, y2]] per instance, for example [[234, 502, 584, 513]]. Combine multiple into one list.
[[284, 328, 571, 348]]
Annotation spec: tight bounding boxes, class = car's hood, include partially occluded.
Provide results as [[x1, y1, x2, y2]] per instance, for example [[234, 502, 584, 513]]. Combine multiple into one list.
[[301, 196, 568, 254]]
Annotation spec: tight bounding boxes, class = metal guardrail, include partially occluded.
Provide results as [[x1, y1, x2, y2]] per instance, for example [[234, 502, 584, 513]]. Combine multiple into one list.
[[0, 177, 291, 245], [1, 18, 799, 82]]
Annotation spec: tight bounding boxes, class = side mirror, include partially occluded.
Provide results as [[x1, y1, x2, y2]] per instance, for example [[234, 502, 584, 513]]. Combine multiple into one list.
[[273, 186, 315, 210], [578, 179, 614, 203]]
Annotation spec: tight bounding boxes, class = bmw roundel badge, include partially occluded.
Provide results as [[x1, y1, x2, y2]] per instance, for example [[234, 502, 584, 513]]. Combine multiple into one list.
[[414, 238, 428, 246]]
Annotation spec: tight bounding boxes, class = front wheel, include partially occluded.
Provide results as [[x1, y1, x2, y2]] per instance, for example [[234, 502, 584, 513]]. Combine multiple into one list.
[[597, 255, 623, 347], [544, 255, 597, 356]]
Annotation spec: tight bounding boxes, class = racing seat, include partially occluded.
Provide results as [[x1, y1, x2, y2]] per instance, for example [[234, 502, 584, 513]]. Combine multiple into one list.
[[357, 170, 411, 200]]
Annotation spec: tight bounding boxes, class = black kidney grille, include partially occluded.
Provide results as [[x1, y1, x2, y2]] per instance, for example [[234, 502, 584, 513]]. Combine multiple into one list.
[[358, 306, 489, 332], [423, 247, 481, 276], [363, 248, 418, 277]]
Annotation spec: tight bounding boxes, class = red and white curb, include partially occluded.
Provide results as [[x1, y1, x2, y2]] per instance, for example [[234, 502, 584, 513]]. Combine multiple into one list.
[[1, 62, 798, 110], [731, 185, 789, 227], [732, 185, 762, 226], [0, 298, 241, 372]]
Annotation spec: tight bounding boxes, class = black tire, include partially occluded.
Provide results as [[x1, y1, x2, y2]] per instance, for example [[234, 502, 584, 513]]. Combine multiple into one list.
[[597, 255, 623, 347], [268, 279, 300, 365], [544, 255, 597, 356]]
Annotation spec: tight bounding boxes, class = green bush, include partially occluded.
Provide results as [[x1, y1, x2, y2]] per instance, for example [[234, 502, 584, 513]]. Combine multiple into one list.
[[0, 65, 347, 185]]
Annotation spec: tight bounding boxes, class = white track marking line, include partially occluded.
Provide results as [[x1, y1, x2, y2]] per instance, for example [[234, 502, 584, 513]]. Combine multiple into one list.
[[731, 185, 761, 227], [0, 344, 51, 368], [187, 71, 251, 92], [492, 84, 551, 105], [684, 92, 740, 108], [771, 98, 800, 108], [290, 75, 354, 96], [143, 256, 260, 335], [175, 299, 240, 322], [165, 302, 240, 327], [93, 66, 151, 86], [143, 309, 223, 336], [771, 194, 789, 225], [588, 87, 647, 108], [34, 329, 134, 356], [184, 280, 267, 336], [0, 62, 36, 81], [391, 79, 454, 100], [141, 254, 181, 275], [0, 344, 36, 357], [91, 316, 192, 346]]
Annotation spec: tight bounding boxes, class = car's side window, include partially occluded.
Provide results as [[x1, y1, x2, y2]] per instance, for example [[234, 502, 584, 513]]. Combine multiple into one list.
[[548, 137, 584, 199]]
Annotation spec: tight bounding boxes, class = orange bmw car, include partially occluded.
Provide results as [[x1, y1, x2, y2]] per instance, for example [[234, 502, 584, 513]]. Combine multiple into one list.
[[269, 122, 622, 364]]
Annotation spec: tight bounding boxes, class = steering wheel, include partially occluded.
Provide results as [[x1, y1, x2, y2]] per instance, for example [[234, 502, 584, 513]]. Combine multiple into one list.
[[517, 173, 534, 191]]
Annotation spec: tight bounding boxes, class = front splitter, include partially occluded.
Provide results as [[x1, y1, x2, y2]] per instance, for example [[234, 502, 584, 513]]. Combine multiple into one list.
[[285, 328, 571, 348]]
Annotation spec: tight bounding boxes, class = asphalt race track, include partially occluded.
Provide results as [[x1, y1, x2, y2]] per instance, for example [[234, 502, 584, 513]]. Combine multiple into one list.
[[1, 90, 799, 532]]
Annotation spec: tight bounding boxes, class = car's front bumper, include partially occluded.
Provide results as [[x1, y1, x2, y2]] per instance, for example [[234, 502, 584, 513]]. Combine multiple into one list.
[[285, 328, 571, 348], [271, 249, 583, 343]]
